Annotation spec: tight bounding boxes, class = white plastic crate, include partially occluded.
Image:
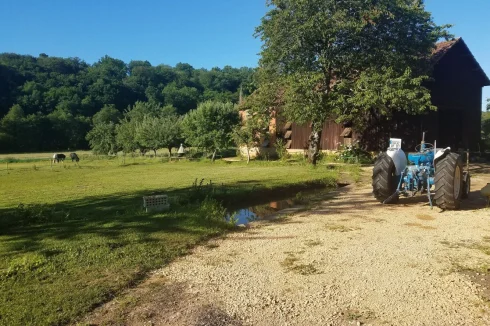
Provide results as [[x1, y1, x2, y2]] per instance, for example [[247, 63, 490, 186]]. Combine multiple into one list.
[[143, 195, 170, 213]]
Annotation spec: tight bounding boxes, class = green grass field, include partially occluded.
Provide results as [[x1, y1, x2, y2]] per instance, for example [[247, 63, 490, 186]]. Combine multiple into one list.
[[0, 155, 351, 326]]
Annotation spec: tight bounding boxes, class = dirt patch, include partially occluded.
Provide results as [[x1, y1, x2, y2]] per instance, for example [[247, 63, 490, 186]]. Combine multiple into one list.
[[325, 223, 361, 232], [341, 308, 377, 324], [462, 270, 490, 303], [416, 214, 435, 221], [404, 222, 437, 230], [280, 253, 321, 275], [304, 239, 322, 247], [194, 305, 243, 326], [80, 277, 192, 325]]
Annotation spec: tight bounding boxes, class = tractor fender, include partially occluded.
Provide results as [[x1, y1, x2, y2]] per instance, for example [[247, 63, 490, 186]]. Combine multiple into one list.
[[387, 149, 407, 176], [434, 147, 451, 163]]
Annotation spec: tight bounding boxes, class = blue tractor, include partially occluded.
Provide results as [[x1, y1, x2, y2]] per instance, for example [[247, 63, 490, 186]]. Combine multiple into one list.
[[372, 134, 471, 210]]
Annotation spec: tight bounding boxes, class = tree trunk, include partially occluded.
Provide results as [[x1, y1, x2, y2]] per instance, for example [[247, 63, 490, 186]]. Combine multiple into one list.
[[211, 150, 217, 162], [246, 146, 250, 164], [153, 149, 157, 158], [308, 128, 322, 165]]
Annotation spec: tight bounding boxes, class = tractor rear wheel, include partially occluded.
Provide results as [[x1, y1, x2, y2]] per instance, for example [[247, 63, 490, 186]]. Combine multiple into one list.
[[434, 153, 463, 210], [372, 153, 399, 204]]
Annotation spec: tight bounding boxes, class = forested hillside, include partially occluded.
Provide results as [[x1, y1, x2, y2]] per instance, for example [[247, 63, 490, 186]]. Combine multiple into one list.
[[0, 53, 255, 152]]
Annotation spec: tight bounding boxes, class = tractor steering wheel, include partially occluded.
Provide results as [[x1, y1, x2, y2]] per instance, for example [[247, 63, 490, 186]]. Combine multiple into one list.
[[415, 143, 434, 153]]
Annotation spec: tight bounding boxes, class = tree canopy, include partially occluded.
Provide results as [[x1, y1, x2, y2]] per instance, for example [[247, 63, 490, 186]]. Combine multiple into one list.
[[182, 101, 240, 161], [253, 0, 451, 163], [0, 53, 254, 152], [136, 114, 183, 156]]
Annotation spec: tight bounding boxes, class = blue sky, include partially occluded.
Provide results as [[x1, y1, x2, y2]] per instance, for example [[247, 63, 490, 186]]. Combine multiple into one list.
[[0, 0, 488, 109]]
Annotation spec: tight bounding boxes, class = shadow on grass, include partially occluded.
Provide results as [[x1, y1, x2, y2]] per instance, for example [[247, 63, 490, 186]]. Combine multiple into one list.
[[0, 179, 339, 251]]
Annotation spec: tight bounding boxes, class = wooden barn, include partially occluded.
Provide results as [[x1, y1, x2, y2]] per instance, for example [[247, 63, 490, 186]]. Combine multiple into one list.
[[280, 38, 489, 153]]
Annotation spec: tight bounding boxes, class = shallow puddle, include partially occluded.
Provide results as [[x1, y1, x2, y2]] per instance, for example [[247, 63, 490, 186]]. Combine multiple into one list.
[[228, 199, 296, 225], [227, 186, 343, 225]]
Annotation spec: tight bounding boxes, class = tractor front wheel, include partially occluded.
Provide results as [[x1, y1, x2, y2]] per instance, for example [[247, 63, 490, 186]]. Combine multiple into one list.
[[434, 153, 463, 210], [372, 153, 399, 204]]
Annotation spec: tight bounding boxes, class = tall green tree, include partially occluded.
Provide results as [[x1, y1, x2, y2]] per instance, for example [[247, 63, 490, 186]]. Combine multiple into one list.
[[182, 101, 240, 161], [115, 118, 140, 155], [255, 0, 450, 164], [232, 112, 269, 164], [124, 101, 167, 122], [0, 105, 25, 150], [47, 108, 91, 150], [92, 104, 122, 125], [162, 83, 201, 115], [86, 122, 118, 155], [136, 115, 183, 157]]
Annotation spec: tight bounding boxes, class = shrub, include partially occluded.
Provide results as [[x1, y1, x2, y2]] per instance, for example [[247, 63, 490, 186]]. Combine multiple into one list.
[[199, 197, 227, 222], [337, 142, 373, 164], [275, 138, 289, 161]]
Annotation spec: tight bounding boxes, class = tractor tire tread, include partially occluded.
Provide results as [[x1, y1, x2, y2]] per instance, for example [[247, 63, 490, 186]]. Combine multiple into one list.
[[434, 153, 462, 210], [372, 153, 398, 204]]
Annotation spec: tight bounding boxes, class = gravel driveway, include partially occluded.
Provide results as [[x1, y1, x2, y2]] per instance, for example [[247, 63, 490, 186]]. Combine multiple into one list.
[[84, 165, 490, 326]]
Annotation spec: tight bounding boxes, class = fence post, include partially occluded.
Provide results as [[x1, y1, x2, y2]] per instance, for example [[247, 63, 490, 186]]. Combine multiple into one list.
[[6, 162, 8, 174]]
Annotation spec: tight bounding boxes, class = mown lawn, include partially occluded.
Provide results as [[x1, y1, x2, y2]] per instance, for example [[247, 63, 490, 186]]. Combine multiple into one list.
[[0, 157, 350, 326]]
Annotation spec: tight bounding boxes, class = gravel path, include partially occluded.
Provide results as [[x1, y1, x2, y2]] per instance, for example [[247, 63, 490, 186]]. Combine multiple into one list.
[[85, 166, 490, 326]]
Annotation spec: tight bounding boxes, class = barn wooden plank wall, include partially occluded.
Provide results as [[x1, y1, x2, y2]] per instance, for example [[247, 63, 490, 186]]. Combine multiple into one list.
[[291, 120, 345, 150]]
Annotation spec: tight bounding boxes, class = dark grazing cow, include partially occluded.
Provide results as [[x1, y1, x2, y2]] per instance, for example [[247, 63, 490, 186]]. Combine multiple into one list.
[[52, 153, 66, 163], [70, 153, 80, 162]]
